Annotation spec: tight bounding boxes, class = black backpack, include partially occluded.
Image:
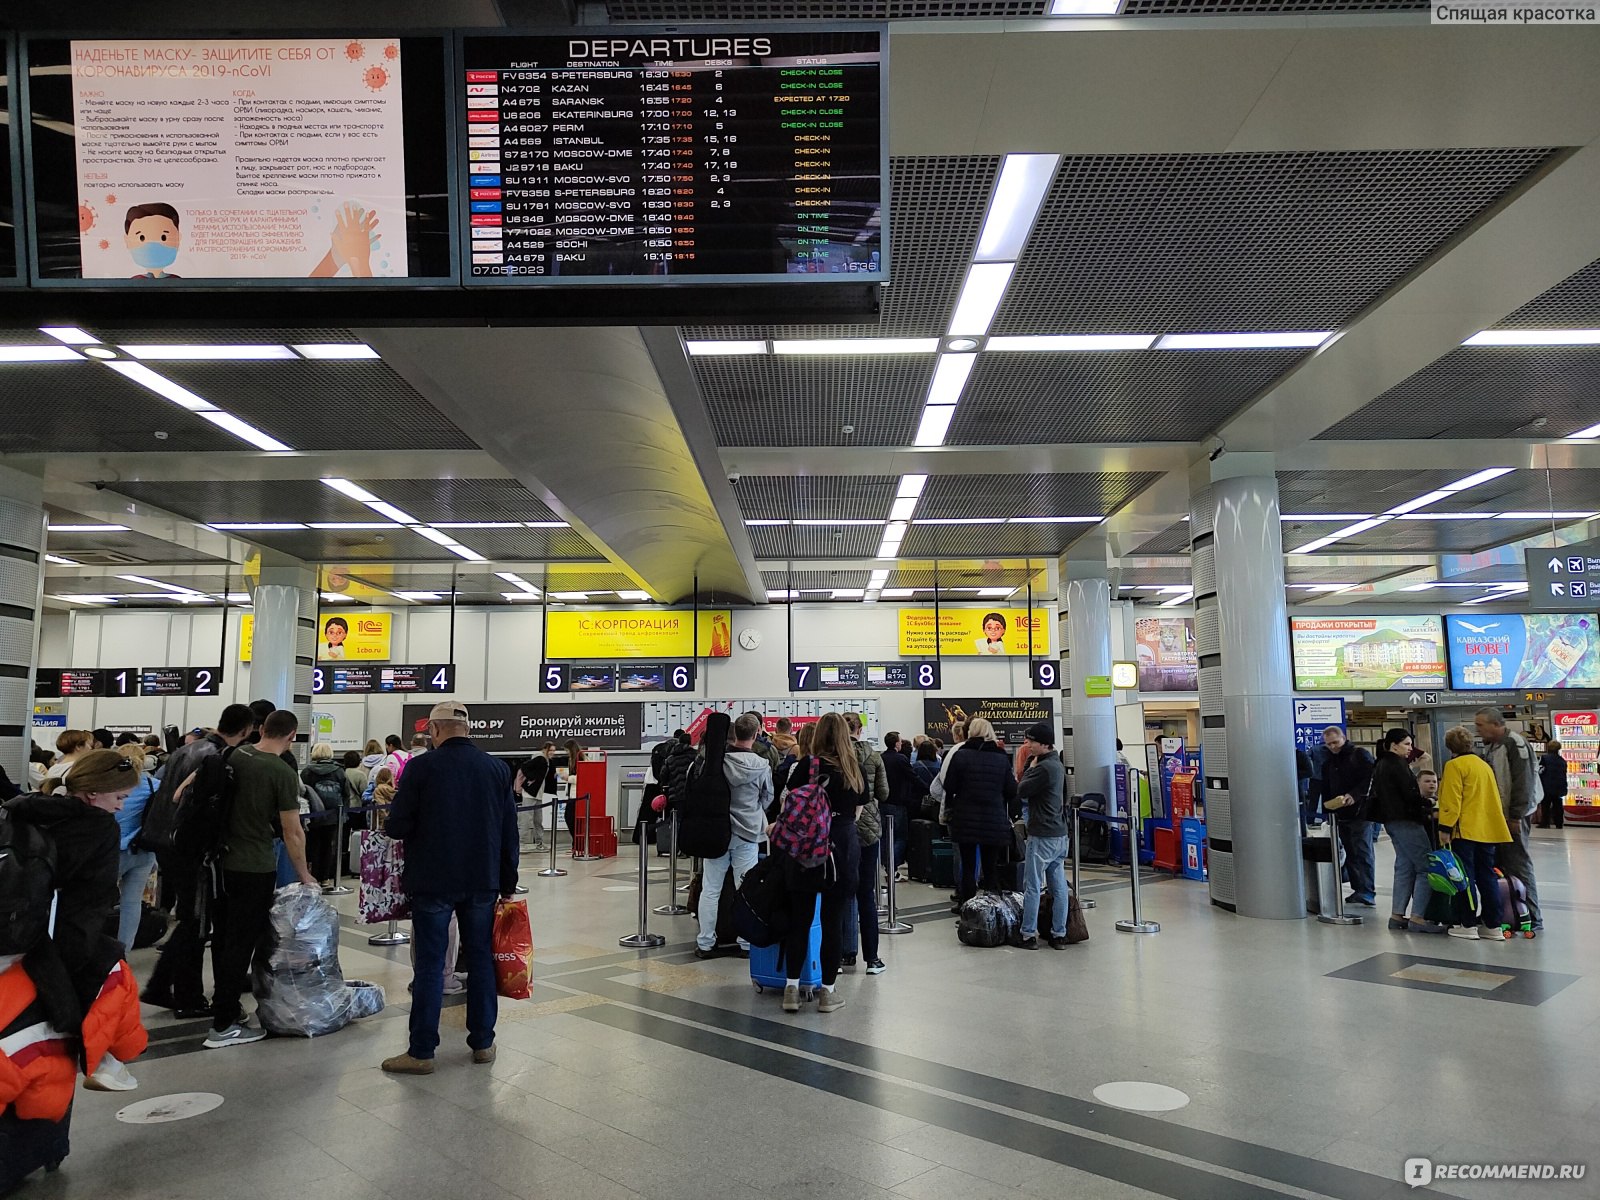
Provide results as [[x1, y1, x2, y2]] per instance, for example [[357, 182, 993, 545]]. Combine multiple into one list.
[[169, 747, 239, 862], [305, 771, 346, 826], [0, 805, 57, 956], [675, 714, 733, 859]]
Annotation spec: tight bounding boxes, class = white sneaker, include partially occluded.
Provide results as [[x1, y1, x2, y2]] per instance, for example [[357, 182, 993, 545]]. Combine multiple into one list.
[[442, 974, 467, 995], [204, 1023, 267, 1049], [1447, 926, 1481, 941], [83, 1053, 138, 1092]]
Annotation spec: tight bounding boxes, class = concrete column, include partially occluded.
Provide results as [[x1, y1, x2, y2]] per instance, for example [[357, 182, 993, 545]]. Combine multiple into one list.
[[0, 469, 47, 785], [1191, 454, 1304, 919], [249, 565, 317, 748], [1063, 550, 1115, 805]]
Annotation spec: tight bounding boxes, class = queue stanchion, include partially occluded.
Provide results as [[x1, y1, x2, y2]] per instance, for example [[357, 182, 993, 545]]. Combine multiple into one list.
[[653, 810, 689, 916], [1071, 803, 1095, 909], [619, 819, 666, 949], [322, 805, 352, 897], [570, 791, 600, 862], [878, 811, 912, 935], [538, 799, 567, 878], [1114, 783, 1159, 936], [1317, 801, 1360, 926], [369, 919, 409, 947]]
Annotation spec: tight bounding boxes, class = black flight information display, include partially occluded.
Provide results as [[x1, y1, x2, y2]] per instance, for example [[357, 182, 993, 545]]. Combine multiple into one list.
[[458, 28, 886, 283]]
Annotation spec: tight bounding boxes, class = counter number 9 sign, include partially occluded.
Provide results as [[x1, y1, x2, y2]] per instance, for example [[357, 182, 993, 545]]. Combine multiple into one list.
[[1031, 660, 1061, 690]]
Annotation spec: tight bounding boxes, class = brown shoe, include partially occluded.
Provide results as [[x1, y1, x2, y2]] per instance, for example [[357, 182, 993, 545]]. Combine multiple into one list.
[[381, 1053, 434, 1075], [472, 1046, 496, 1065]]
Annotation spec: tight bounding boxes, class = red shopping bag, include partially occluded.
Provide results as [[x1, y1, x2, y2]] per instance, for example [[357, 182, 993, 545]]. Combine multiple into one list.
[[492, 898, 534, 999]]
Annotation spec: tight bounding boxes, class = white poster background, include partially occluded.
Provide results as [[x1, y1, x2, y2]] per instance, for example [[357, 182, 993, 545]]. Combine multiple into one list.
[[71, 39, 409, 279]]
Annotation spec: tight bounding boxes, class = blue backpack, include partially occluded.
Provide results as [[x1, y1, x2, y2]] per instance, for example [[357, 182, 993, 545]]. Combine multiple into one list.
[[1425, 848, 1477, 910]]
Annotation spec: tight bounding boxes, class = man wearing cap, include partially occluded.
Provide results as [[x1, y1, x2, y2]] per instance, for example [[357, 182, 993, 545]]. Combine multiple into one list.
[[1017, 722, 1070, 950], [381, 701, 519, 1075]]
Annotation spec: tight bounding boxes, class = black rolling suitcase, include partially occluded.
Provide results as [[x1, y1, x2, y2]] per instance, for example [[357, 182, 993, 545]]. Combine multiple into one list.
[[907, 820, 937, 882], [0, 1102, 71, 1192]]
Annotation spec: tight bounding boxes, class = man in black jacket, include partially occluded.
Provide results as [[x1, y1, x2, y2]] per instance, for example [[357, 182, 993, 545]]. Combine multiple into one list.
[[1320, 726, 1376, 907], [383, 701, 518, 1075], [1016, 724, 1069, 949], [880, 732, 927, 876]]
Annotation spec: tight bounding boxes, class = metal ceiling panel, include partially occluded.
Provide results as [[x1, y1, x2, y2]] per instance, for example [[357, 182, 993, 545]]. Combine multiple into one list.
[[686, 156, 999, 342], [351, 479, 562, 525], [917, 472, 1161, 519], [1493, 255, 1600, 328], [1276, 469, 1465, 514], [902, 523, 1092, 558], [748, 524, 883, 557], [102, 480, 374, 525], [1432, 469, 1600, 515], [760, 570, 874, 591], [1319, 347, 1600, 442], [733, 476, 899, 521], [0, 363, 240, 455], [1335, 518, 1552, 554], [700, 355, 934, 447], [44, 528, 225, 564], [952, 351, 1307, 444], [1130, 520, 1193, 555], [1284, 562, 1407, 585], [995, 149, 1557, 336], [241, 526, 604, 563]]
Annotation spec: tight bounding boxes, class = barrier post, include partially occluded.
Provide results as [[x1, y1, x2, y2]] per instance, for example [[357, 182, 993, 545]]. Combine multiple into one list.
[[653, 810, 689, 916], [1317, 805, 1361, 926], [369, 919, 409, 947], [1115, 781, 1159, 935], [322, 805, 352, 897], [1071, 803, 1096, 909], [878, 811, 912, 935], [619, 823, 666, 948], [538, 800, 567, 878]]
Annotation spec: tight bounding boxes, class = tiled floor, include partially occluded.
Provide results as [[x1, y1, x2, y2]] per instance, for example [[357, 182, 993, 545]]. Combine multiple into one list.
[[27, 829, 1598, 1200]]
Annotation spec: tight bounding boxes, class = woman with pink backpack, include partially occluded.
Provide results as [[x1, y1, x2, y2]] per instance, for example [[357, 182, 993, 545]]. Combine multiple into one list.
[[769, 712, 867, 1016]]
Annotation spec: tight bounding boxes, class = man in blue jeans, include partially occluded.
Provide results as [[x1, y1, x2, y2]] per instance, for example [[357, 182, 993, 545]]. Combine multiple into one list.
[[1016, 723, 1070, 950], [694, 714, 771, 959], [381, 701, 518, 1074]]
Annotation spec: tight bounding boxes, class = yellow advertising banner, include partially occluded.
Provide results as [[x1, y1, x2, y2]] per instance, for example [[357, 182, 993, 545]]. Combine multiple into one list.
[[241, 611, 393, 663], [897, 608, 1052, 657], [545, 610, 732, 659]]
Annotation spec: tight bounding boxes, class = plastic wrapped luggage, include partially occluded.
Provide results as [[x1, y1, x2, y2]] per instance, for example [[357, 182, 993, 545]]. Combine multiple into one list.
[[957, 891, 1023, 948], [750, 895, 821, 999], [0, 1103, 71, 1192], [252, 885, 384, 1037]]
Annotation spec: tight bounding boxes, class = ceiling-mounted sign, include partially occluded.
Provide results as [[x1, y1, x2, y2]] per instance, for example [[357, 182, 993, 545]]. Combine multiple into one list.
[[1525, 542, 1600, 611], [312, 663, 455, 695], [241, 612, 393, 662], [1134, 616, 1198, 692], [897, 608, 1052, 657], [1290, 615, 1447, 691], [1445, 613, 1600, 690], [402, 701, 643, 753], [544, 610, 732, 659], [923, 697, 1055, 747]]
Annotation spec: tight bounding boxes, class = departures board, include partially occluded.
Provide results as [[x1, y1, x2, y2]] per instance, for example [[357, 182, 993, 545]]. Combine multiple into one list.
[[458, 28, 886, 284]]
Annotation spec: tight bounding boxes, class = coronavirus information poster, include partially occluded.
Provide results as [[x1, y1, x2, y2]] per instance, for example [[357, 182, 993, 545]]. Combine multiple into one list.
[[69, 39, 409, 280]]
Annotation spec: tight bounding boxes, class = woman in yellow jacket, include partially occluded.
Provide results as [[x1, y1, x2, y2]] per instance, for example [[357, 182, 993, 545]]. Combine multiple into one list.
[[1436, 726, 1513, 940]]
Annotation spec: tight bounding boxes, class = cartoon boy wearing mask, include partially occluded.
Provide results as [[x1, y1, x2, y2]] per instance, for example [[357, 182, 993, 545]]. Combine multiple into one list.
[[124, 202, 183, 279]]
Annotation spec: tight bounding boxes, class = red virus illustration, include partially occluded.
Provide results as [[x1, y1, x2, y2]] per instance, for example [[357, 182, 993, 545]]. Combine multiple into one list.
[[97, 239, 110, 251], [78, 204, 95, 233], [345, 41, 365, 61], [384, 43, 399, 60], [363, 65, 390, 91], [105, 193, 117, 205]]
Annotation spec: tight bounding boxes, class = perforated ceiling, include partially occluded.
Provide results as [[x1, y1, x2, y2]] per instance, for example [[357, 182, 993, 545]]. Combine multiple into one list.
[[701, 356, 933, 447], [352, 479, 562, 525], [918, 472, 1160, 519], [1494, 256, 1600, 328], [105, 480, 376, 526], [994, 150, 1557, 336], [733, 476, 899, 521], [0, 363, 240, 455]]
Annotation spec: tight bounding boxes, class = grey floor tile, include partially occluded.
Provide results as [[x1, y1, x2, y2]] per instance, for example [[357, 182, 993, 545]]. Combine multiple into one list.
[[890, 1163, 1043, 1200], [885, 1123, 1054, 1188]]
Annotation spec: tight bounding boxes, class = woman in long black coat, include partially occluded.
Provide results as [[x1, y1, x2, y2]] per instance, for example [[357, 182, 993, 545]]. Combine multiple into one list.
[[942, 717, 1020, 904]]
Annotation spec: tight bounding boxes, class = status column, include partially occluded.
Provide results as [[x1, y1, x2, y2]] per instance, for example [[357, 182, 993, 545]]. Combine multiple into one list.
[[1063, 538, 1115, 807], [249, 565, 318, 748], [1190, 454, 1304, 919]]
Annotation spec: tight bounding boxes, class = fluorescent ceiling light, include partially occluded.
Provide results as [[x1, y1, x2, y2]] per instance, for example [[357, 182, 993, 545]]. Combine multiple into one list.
[[524, 521, 570, 529], [54, 594, 115, 605], [882, 588, 916, 599], [1391, 513, 1494, 521], [444, 543, 486, 562], [794, 518, 884, 526], [496, 572, 540, 595], [1160, 591, 1194, 608], [0, 346, 83, 362], [394, 591, 440, 601], [1443, 467, 1514, 492], [1051, 0, 1123, 12], [685, 340, 766, 356], [320, 592, 351, 602], [413, 527, 456, 546], [948, 263, 1015, 337], [1008, 515, 1101, 524], [39, 327, 97, 345], [1289, 516, 1391, 554], [1567, 421, 1600, 439], [550, 592, 589, 600], [926, 352, 978, 407], [1464, 328, 1600, 346], [366, 502, 419, 525], [882, 521, 909, 539], [1280, 514, 1375, 522], [48, 523, 129, 532], [1495, 510, 1598, 520], [896, 474, 927, 499], [974, 153, 1059, 263], [1156, 332, 1331, 350], [831, 589, 866, 599], [976, 587, 1013, 598], [122, 344, 296, 360], [986, 334, 1154, 352], [502, 592, 541, 601], [292, 343, 380, 359], [773, 338, 939, 355], [1401, 583, 1438, 592], [744, 519, 789, 526], [43, 554, 77, 565], [615, 591, 650, 601], [889, 498, 918, 522], [916, 517, 992, 525], [1384, 489, 1454, 517], [117, 574, 200, 596], [868, 570, 890, 585], [431, 522, 521, 529], [221, 593, 252, 604], [320, 478, 380, 504], [307, 522, 400, 530], [104, 361, 214, 410], [208, 522, 306, 531], [193, 410, 291, 451], [913, 405, 958, 447], [766, 589, 799, 600], [1300, 584, 1356, 593]]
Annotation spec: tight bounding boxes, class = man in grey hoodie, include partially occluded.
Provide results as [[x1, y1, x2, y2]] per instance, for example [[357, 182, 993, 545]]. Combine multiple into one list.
[[695, 713, 773, 958]]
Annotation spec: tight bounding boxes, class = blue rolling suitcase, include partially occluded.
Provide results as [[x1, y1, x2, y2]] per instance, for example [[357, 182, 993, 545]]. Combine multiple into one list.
[[750, 895, 822, 999]]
